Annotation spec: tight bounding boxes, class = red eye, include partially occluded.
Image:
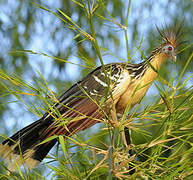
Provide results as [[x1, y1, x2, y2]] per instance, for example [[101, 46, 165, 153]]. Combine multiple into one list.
[[168, 46, 173, 51]]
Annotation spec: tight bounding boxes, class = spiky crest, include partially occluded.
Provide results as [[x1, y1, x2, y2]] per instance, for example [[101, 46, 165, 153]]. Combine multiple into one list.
[[156, 22, 184, 51]]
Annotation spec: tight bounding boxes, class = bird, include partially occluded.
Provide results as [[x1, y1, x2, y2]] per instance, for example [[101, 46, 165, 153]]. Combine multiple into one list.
[[0, 24, 183, 172]]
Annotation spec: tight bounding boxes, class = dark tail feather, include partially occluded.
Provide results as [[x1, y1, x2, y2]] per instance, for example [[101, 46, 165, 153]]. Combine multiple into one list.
[[0, 114, 101, 171], [0, 117, 56, 171], [0, 96, 102, 171]]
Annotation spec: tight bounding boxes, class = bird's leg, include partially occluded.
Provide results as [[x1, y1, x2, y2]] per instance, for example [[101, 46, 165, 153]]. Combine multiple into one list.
[[110, 104, 120, 128], [110, 108, 130, 151], [110, 106, 136, 175], [109, 104, 119, 174], [121, 127, 128, 148], [110, 111, 136, 175], [124, 126, 132, 147], [124, 126, 136, 175], [113, 113, 128, 148], [110, 106, 129, 147]]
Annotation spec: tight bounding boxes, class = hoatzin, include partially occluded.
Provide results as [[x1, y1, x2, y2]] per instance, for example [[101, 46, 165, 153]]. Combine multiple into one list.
[[0, 25, 182, 171]]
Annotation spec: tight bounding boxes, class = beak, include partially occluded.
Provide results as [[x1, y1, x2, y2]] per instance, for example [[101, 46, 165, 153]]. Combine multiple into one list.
[[171, 52, 177, 62]]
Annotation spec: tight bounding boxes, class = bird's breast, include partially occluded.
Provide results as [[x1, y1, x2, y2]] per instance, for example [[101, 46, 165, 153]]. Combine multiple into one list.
[[116, 67, 158, 114]]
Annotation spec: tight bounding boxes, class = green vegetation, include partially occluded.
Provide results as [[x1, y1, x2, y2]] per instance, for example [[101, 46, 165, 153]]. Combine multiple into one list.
[[0, 0, 193, 179]]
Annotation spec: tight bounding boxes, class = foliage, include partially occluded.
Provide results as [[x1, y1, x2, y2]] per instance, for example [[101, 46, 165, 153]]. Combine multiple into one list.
[[0, 0, 193, 179]]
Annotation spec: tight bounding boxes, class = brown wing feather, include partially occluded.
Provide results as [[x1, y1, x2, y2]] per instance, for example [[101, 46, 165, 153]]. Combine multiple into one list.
[[41, 63, 123, 139], [43, 64, 132, 140], [43, 97, 103, 139]]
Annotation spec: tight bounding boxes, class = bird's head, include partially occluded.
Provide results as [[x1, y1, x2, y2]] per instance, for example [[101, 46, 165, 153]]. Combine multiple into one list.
[[156, 23, 183, 62]]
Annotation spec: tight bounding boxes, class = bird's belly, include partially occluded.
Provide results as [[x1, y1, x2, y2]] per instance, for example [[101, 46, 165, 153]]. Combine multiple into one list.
[[116, 80, 152, 113]]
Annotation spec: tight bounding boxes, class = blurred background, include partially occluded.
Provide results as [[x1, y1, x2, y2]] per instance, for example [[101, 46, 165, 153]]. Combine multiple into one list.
[[0, 0, 192, 178]]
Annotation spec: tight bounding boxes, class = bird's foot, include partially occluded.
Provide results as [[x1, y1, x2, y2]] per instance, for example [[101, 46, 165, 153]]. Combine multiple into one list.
[[110, 120, 120, 128]]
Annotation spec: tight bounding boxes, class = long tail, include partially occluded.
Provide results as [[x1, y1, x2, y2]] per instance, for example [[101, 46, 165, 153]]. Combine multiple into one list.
[[0, 116, 55, 171], [0, 104, 102, 171], [0, 81, 105, 171]]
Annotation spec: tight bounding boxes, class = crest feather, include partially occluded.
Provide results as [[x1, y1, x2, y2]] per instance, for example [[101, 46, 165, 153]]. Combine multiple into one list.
[[156, 22, 184, 51]]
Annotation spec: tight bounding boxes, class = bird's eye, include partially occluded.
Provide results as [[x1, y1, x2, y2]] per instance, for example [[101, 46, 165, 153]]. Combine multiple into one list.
[[168, 46, 173, 51], [162, 45, 174, 53]]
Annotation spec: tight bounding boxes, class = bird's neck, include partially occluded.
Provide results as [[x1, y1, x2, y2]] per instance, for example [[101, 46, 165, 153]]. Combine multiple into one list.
[[141, 52, 167, 84], [148, 52, 167, 70]]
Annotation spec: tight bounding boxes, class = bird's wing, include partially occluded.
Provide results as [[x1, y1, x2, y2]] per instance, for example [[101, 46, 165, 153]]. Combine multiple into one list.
[[42, 63, 132, 138]]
